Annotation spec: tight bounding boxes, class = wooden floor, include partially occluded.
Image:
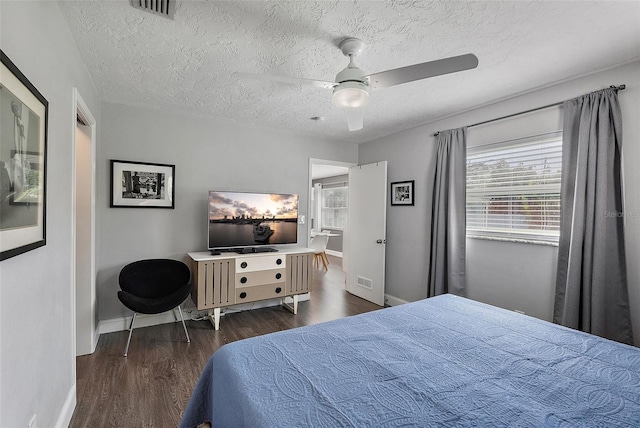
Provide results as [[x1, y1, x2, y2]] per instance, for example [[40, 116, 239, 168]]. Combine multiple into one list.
[[69, 255, 381, 427]]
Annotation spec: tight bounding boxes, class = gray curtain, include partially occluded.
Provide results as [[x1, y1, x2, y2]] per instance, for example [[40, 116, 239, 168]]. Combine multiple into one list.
[[428, 127, 466, 297], [553, 88, 633, 345]]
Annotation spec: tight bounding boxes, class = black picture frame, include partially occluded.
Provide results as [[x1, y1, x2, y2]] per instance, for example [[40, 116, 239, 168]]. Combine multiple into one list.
[[390, 180, 414, 206], [110, 159, 175, 208], [1, 50, 48, 261]]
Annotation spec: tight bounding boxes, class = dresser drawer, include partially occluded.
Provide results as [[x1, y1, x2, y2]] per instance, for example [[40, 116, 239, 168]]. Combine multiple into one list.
[[236, 283, 285, 303], [236, 269, 285, 288], [235, 254, 286, 272]]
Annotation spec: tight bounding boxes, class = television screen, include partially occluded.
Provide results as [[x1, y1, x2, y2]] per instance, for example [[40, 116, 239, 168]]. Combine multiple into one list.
[[208, 191, 299, 250]]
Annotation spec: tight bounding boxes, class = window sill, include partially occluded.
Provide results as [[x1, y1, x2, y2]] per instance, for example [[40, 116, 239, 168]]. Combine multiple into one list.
[[467, 234, 559, 247]]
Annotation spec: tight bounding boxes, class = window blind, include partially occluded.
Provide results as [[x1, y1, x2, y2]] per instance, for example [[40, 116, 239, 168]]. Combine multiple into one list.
[[321, 187, 348, 229], [466, 131, 562, 243]]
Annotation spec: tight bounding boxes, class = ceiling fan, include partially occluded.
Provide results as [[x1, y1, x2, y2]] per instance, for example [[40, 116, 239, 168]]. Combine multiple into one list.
[[236, 38, 479, 132]]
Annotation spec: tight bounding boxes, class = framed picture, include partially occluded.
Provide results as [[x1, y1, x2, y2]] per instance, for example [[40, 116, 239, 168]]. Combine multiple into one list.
[[110, 160, 175, 208], [390, 180, 414, 206], [1, 50, 48, 261]]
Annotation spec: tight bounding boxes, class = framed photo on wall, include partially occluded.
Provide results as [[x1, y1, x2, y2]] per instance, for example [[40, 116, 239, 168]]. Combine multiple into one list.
[[110, 160, 175, 208], [390, 180, 414, 206], [1, 50, 49, 261]]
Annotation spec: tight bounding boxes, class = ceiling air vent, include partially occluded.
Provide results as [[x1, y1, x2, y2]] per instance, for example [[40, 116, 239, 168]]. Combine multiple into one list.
[[130, 0, 176, 20]]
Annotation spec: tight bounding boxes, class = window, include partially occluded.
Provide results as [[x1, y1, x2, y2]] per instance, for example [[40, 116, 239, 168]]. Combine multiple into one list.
[[466, 132, 562, 243], [321, 187, 348, 229]]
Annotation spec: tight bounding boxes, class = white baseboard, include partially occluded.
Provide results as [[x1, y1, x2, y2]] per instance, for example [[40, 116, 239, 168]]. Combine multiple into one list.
[[98, 294, 312, 335], [384, 294, 410, 307], [92, 329, 99, 353], [55, 383, 76, 428], [98, 311, 179, 335], [325, 249, 342, 257]]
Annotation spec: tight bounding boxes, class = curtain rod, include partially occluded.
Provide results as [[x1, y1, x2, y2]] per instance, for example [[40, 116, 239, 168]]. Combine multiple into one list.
[[433, 84, 626, 137]]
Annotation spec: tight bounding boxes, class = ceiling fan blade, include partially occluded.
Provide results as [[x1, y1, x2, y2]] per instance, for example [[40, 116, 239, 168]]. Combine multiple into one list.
[[344, 108, 364, 132], [234, 72, 336, 89], [365, 53, 479, 89]]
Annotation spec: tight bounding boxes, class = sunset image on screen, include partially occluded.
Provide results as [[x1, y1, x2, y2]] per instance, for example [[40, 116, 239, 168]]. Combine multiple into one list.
[[208, 191, 299, 247], [208, 192, 298, 221]]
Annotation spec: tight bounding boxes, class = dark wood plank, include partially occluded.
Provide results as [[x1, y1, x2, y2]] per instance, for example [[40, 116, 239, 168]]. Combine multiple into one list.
[[69, 255, 381, 427]]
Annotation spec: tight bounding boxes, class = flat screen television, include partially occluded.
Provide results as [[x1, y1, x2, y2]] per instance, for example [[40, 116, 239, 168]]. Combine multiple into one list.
[[208, 191, 299, 252]]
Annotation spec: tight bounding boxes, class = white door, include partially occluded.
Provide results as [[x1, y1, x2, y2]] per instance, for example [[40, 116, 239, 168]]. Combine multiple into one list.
[[345, 161, 387, 306]]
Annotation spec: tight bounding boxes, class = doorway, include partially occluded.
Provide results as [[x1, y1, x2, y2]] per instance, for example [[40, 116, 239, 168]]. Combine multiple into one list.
[[73, 89, 97, 356], [308, 159, 388, 306], [308, 159, 354, 259]]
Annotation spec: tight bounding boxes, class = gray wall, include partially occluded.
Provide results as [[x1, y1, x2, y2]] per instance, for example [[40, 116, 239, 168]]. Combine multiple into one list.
[[360, 60, 640, 344], [97, 103, 358, 322], [0, 2, 101, 427]]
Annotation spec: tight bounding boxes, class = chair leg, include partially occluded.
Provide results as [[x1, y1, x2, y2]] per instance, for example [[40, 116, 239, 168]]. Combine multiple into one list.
[[321, 252, 330, 270], [320, 251, 329, 271], [124, 312, 137, 357], [177, 305, 190, 343]]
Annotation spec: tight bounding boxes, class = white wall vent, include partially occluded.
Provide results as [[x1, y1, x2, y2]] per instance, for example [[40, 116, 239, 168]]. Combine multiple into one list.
[[130, 0, 176, 20], [357, 276, 373, 290]]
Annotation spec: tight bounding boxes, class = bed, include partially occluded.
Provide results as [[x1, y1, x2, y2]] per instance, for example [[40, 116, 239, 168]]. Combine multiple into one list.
[[180, 294, 640, 427]]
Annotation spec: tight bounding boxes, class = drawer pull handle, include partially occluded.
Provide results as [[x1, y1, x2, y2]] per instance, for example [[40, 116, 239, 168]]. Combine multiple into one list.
[[275, 287, 282, 294], [239, 292, 247, 299], [275, 273, 282, 280], [240, 277, 248, 284], [276, 258, 282, 265], [240, 262, 248, 269]]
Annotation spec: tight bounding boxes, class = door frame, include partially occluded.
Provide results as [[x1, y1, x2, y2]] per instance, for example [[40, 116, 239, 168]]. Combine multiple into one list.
[[71, 88, 97, 356], [308, 158, 355, 247]]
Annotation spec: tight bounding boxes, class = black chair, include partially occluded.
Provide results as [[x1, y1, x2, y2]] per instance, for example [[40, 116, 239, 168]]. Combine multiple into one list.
[[117, 259, 191, 357]]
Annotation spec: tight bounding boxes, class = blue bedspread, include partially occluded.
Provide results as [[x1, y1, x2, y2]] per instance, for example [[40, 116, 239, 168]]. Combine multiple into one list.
[[180, 294, 640, 427]]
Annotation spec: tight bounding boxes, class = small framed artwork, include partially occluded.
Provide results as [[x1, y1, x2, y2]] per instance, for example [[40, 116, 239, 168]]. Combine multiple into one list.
[[1, 50, 49, 261], [390, 180, 415, 206], [110, 160, 175, 208]]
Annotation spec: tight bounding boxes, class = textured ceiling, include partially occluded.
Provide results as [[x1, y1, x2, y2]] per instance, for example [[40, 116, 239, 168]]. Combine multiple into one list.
[[57, 0, 640, 144]]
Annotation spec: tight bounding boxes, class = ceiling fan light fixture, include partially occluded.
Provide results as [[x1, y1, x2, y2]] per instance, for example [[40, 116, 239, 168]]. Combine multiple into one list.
[[332, 82, 369, 108], [237, 34, 478, 132]]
